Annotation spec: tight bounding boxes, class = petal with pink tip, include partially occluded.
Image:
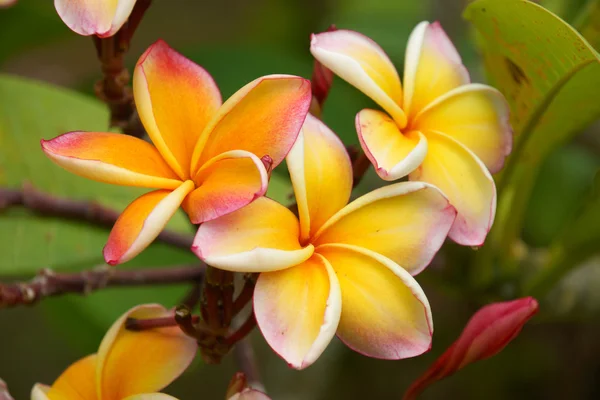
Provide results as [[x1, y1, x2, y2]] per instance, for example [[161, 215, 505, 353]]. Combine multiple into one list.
[[191, 75, 311, 173], [182, 150, 268, 224], [356, 109, 427, 181], [412, 84, 512, 173], [97, 304, 197, 400], [41, 131, 181, 189], [410, 131, 496, 246], [192, 197, 314, 272], [43, 354, 97, 400], [54, 0, 136, 37], [287, 114, 352, 242], [403, 21, 470, 119], [254, 254, 341, 369], [310, 30, 406, 127], [103, 181, 194, 265], [134, 40, 222, 179], [319, 244, 432, 359], [313, 181, 455, 275], [31, 384, 52, 400]]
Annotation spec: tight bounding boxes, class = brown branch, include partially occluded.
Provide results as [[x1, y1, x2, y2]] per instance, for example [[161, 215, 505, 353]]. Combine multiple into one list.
[[0, 264, 205, 308], [0, 184, 194, 250]]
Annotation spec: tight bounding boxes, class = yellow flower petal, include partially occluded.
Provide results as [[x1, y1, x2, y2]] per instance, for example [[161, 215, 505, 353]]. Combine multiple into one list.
[[318, 244, 432, 359], [193, 197, 314, 272], [310, 30, 406, 127], [44, 354, 98, 400], [410, 131, 496, 246], [356, 109, 427, 181], [254, 254, 341, 369], [191, 75, 311, 174], [134, 40, 222, 179], [313, 181, 455, 275], [287, 114, 352, 242], [412, 84, 512, 173], [103, 181, 194, 265], [55, 0, 135, 37], [41, 131, 182, 190], [182, 150, 268, 224], [403, 21, 469, 119], [97, 304, 197, 400]]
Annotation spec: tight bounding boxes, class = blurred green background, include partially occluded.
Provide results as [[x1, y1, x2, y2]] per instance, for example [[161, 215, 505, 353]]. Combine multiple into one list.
[[1, 0, 600, 399]]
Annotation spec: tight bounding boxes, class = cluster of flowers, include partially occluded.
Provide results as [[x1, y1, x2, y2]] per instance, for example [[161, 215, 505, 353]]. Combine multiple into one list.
[[33, 1, 521, 399]]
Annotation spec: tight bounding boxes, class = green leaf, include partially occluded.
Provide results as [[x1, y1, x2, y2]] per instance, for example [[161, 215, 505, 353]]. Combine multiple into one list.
[[0, 74, 194, 274], [464, 0, 600, 286]]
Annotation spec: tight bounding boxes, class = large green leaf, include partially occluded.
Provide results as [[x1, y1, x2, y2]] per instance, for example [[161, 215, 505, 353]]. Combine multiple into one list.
[[0, 74, 194, 274], [464, 0, 600, 286]]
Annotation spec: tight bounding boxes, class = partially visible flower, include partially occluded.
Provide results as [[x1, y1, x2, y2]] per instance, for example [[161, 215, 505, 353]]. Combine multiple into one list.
[[193, 114, 456, 369], [54, 0, 137, 37], [0, 0, 17, 8], [403, 297, 539, 400], [31, 304, 197, 400], [42, 40, 311, 265], [310, 22, 512, 246], [226, 373, 270, 400]]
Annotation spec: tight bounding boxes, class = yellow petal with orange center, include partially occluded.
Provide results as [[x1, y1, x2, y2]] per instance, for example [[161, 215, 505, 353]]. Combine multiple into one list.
[[134, 40, 222, 179], [97, 304, 197, 400], [313, 181, 455, 275], [410, 131, 496, 246], [287, 114, 352, 242], [310, 30, 406, 127], [192, 197, 314, 272], [41, 131, 182, 190], [403, 21, 470, 119], [55, 0, 134, 37], [412, 84, 512, 173], [103, 181, 194, 265], [254, 254, 341, 369], [182, 150, 268, 224], [191, 75, 311, 173], [356, 109, 427, 181], [318, 244, 432, 359], [43, 354, 98, 400]]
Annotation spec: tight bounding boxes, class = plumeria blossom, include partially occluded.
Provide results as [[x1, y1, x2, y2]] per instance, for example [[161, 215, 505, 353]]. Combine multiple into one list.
[[54, 0, 138, 37], [310, 22, 512, 246], [31, 304, 197, 400], [41, 40, 311, 265], [403, 297, 539, 400], [193, 114, 457, 369]]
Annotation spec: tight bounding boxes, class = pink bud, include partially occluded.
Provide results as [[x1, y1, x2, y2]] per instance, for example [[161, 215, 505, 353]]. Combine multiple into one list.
[[404, 297, 539, 400]]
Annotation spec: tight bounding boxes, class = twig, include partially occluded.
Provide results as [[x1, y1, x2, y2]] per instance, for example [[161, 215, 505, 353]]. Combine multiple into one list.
[[0, 184, 193, 250], [0, 264, 205, 308]]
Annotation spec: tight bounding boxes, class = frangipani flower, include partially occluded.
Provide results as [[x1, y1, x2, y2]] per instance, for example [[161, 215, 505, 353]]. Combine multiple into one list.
[[55, 0, 138, 37], [193, 114, 457, 369], [403, 297, 539, 400], [31, 304, 197, 400], [42, 40, 311, 265], [310, 22, 512, 246]]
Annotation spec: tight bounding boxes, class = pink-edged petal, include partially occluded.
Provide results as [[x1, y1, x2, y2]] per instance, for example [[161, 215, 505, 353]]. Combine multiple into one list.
[[103, 181, 194, 265], [403, 297, 539, 400], [310, 30, 406, 127], [31, 384, 52, 400], [191, 75, 311, 173], [318, 244, 432, 359], [134, 40, 222, 179], [54, 0, 136, 37], [410, 131, 496, 246], [254, 254, 341, 369], [403, 21, 470, 119], [43, 354, 98, 400], [313, 181, 455, 275], [97, 304, 197, 400], [287, 113, 352, 242], [182, 150, 268, 224], [356, 109, 427, 181], [412, 84, 512, 173], [193, 197, 314, 272], [41, 131, 182, 189]]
